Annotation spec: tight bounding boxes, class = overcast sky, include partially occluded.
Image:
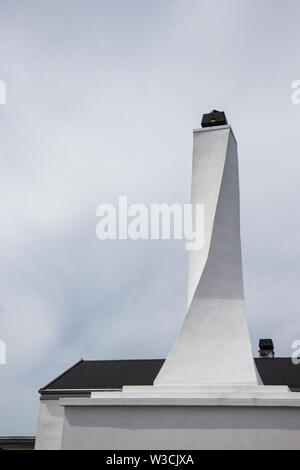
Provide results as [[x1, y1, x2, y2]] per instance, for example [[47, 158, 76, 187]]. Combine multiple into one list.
[[0, 0, 300, 435]]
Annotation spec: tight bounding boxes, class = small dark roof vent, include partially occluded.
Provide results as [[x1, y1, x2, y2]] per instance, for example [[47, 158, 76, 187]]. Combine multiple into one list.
[[201, 110, 228, 128], [259, 339, 274, 350], [259, 339, 275, 358]]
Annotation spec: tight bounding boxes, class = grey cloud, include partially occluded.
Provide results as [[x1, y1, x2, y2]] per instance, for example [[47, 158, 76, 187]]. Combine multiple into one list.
[[0, 0, 300, 434]]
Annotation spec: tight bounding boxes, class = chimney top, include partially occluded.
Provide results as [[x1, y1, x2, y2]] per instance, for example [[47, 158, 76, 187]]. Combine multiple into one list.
[[201, 110, 228, 128]]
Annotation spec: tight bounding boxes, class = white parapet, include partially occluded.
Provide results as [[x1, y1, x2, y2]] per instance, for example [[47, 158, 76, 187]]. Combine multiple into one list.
[[90, 384, 300, 406], [154, 125, 258, 386]]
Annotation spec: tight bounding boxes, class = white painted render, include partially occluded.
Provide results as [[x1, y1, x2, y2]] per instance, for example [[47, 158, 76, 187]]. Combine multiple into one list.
[[61, 384, 300, 449], [35, 399, 64, 450], [155, 126, 258, 386], [60, 403, 300, 450]]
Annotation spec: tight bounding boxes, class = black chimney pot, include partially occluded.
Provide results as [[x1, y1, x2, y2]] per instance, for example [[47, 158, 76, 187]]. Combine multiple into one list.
[[259, 339, 274, 351], [201, 110, 228, 128]]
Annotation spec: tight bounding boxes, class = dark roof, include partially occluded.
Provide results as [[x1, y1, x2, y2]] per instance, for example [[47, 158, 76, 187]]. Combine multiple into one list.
[[40, 358, 300, 394], [255, 357, 300, 389], [40, 359, 165, 391], [0, 437, 35, 450]]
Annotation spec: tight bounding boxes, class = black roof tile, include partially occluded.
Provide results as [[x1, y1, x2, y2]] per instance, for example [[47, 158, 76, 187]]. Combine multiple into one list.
[[40, 358, 300, 392], [40, 359, 165, 391]]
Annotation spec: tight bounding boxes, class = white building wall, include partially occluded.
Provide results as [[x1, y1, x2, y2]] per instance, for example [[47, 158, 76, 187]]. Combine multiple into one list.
[[61, 404, 300, 450], [35, 400, 64, 450]]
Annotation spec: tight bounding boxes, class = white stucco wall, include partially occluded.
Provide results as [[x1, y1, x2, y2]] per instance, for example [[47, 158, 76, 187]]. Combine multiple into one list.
[[35, 400, 64, 450], [155, 126, 257, 386], [61, 404, 300, 450]]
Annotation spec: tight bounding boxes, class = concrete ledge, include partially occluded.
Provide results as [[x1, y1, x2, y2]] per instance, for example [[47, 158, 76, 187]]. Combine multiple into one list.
[[60, 397, 300, 407], [60, 385, 300, 407]]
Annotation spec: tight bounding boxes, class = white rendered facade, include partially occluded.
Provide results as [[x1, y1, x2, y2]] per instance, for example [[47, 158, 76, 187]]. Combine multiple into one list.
[[155, 126, 258, 386]]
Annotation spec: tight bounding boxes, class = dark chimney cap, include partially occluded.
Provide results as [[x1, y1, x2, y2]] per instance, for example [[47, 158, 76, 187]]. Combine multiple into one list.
[[201, 110, 228, 128], [259, 339, 274, 351]]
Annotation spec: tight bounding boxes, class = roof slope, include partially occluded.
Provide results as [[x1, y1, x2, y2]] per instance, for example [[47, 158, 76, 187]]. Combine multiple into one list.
[[255, 357, 300, 389], [40, 359, 165, 391], [40, 358, 300, 392]]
